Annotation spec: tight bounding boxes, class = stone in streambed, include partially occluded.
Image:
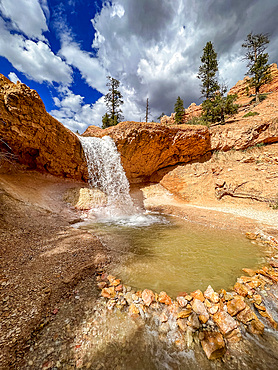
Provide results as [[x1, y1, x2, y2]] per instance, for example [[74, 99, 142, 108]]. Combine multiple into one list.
[[187, 312, 200, 330], [191, 290, 205, 302], [248, 319, 265, 335], [225, 328, 242, 343], [213, 311, 237, 335], [237, 307, 257, 324], [200, 331, 226, 360], [227, 296, 246, 316], [192, 299, 209, 320], [177, 296, 188, 307], [158, 291, 172, 305], [129, 303, 139, 317], [204, 285, 219, 304], [97, 282, 107, 290], [253, 294, 262, 305], [101, 287, 115, 299], [142, 289, 155, 306], [233, 282, 249, 297], [176, 309, 192, 319], [177, 318, 188, 332], [159, 312, 168, 323]]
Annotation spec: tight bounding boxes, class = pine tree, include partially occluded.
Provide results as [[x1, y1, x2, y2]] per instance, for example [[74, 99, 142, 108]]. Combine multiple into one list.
[[202, 86, 238, 124], [197, 41, 220, 99], [102, 76, 124, 128], [242, 32, 271, 103], [174, 96, 184, 124]]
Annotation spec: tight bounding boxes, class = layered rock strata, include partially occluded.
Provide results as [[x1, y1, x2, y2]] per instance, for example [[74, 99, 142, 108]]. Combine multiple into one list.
[[0, 75, 87, 180], [83, 121, 211, 182]]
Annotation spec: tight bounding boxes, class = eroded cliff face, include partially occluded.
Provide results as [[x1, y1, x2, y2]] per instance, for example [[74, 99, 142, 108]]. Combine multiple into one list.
[[228, 63, 278, 98], [83, 121, 211, 182], [0, 75, 87, 180]]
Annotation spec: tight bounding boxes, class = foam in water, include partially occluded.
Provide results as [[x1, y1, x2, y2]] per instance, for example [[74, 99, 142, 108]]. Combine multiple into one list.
[[79, 135, 167, 226]]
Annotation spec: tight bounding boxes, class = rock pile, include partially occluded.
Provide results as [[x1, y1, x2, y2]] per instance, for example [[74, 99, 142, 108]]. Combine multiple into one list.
[[96, 247, 278, 361]]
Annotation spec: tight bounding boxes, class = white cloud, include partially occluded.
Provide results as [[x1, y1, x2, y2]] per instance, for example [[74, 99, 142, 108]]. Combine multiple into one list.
[[8, 72, 21, 84], [59, 39, 107, 94], [89, 0, 277, 119], [0, 18, 72, 84], [50, 88, 106, 133], [0, 0, 48, 40]]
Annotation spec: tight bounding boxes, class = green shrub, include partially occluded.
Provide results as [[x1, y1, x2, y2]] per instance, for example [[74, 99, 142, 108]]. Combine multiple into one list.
[[186, 116, 211, 127], [243, 111, 259, 118]]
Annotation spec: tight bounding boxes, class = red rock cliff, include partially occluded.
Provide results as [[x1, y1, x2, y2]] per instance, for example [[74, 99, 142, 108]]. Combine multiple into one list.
[[0, 75, 87, 180], [83, 121, 211, 182]]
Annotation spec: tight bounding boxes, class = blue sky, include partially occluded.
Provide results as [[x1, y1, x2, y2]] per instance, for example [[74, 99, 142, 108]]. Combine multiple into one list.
[[0, 0, 278, 133]]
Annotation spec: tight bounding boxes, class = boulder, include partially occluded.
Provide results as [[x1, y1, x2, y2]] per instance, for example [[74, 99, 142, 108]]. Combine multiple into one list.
[[0, 74, 87, 180], [83, 122, 211, 182]]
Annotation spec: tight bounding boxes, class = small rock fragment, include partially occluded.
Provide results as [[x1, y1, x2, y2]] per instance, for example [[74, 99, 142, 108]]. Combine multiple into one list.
[[101, 287, 115, 299], [200, 331, 226, 360], [177, 318, 188, 332], [177, 296, 188, 307], [142, 289, 155, 306], [158, 291, 172, 305], [204, 285, 219, 303], [227, 296, 246, 316], [234, 282, 249, 297], [191, 289, 205, 302], [248, 319, 265, 335], [213, 311, 237, 335]]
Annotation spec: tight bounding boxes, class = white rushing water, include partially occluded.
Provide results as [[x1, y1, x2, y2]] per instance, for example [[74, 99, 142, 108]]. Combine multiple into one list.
[[79, 135, 136, 217], [79, 135, 167, 226]]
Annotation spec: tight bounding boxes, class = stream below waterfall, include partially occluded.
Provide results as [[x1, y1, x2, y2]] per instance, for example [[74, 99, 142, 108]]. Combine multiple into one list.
[[80, 213, 265, 296]]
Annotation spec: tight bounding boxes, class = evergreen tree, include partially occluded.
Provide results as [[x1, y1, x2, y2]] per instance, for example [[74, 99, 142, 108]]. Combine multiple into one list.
[[174, 96, 184, 124], [102, 76, 124, 128], [202, 86, 239, 124], [197, 41, 220, 99], [242, 32, 271, 103]]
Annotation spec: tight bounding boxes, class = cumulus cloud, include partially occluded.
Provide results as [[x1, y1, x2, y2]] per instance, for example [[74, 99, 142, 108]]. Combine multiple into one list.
[[0, 0, 48, 40], [59, 37, 107, 94], [90, 0, 278, 119], [0, 18, 72, 84], [50, 87, 106, 133], [8, 72, 21, 84]]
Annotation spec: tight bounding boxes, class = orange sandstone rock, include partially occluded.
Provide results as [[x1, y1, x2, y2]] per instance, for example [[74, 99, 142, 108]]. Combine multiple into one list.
[[190, 290, 205, 302], [142, 289, 155, 306], [83, 122, 211, 182], [200, 331, 226, 360], [0, 74, 87, 180], [158, 291, 172, 305]]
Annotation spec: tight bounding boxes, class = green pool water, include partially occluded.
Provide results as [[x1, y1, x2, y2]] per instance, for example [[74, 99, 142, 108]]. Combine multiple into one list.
[[81, 214, 265, 297]]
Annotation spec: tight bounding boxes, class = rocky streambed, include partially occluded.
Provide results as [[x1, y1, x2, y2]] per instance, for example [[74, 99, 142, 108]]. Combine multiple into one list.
[[96, 231, 278, 363]]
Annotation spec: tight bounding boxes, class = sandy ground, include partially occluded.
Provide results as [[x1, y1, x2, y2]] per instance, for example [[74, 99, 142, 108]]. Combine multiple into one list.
[[0, 170, 111, 369]]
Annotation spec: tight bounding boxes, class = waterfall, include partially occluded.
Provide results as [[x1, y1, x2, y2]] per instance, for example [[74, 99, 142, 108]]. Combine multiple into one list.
[[79, 135, 135, 216]]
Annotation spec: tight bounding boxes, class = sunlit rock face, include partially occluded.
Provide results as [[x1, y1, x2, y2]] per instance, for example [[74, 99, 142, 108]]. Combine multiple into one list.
[[0, 74, 87, 180], [83, 121, 211, 182]]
